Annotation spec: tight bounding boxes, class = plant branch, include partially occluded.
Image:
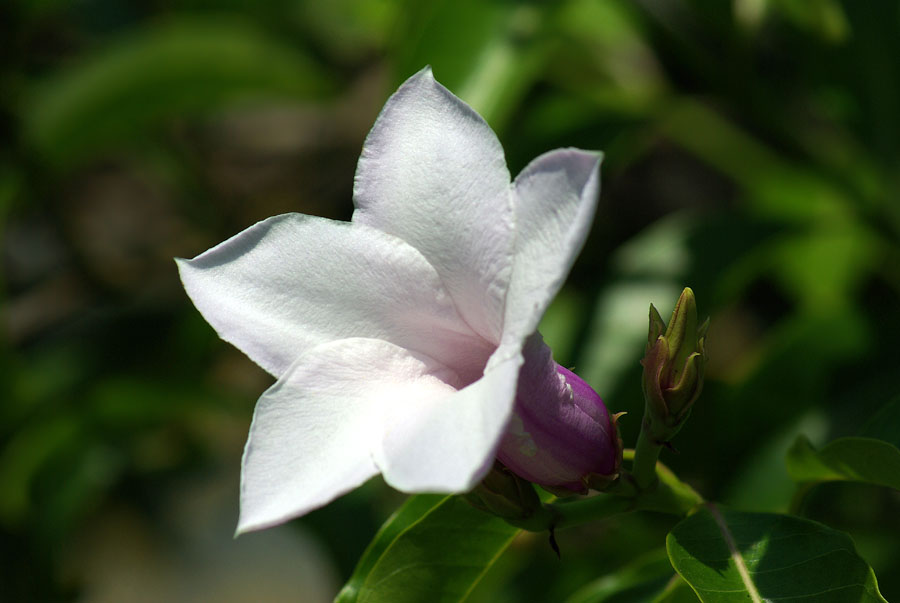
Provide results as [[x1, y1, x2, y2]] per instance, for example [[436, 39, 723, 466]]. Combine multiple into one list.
[[509, 451, 702, 533]]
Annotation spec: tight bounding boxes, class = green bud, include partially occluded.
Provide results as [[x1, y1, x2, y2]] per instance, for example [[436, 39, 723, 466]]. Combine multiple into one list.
[[662, 288, 698, 388], [641, 288, 707, 435], [665, 351, 703, 416], [464, 462, 543, 521]]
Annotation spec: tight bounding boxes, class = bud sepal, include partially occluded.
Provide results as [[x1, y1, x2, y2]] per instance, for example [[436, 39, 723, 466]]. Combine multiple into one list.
[[464, 462, 544, 521]]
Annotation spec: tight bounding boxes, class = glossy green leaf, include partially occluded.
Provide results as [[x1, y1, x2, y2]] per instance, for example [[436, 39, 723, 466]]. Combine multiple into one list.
[[786, 435, 900, 490], [24, 17, 330, 167], [336, 494, 520, 603], [667, 505, 886, 602]]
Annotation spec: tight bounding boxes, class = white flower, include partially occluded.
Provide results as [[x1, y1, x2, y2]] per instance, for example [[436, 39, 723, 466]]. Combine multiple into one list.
[[178, 67, 603, 533]]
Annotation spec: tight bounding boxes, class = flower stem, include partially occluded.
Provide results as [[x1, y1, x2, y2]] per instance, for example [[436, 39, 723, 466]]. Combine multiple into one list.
[[547, 494, 636, 529], [505, 493, 633, 533], [631, 454, 704, 515], [632, 417, 664, 490], [509, 452, 702, 533]]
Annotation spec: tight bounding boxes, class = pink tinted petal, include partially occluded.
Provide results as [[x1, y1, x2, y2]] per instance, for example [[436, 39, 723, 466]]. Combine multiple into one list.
[[502, 149, 602, 347], [352, 67, 514, 344], [497, 334, 616, 490], [238, 338, 460, 533], [177, 213, 491, 382], [376, 346, 524, 492]]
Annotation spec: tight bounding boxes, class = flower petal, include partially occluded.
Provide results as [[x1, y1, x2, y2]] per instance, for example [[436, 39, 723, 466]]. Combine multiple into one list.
[[352, 67, 514, 344], [376, 346, 523, 492], [177, 213, 492, 381], [501, 149, 602, 346], [237, 338, 460, 534], [497, 334, 617, 491]]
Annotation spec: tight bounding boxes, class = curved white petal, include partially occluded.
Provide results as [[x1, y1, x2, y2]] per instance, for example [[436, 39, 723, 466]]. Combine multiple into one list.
[[237, 338, 460, 534], [177, 213, 492, 381], [501, 149, 602, 346], [352, 67, 514, 344], [376, 346, 523, 492]]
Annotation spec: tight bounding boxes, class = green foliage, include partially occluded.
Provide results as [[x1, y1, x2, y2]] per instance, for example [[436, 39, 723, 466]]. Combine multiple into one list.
[[23, 17, 332, 167], [392, 0, 546, 129], [566, 549, 685, 603], [3, 0, 900, 600], [787, 436, 900, 491], [860, 397, 900, 449], [336, 495, 519, 603], [667, 506, 887, 602]]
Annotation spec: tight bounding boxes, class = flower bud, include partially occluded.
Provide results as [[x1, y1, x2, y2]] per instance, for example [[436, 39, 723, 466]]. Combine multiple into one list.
[[497, 334, 622, 496], [641, 288, 708, 435]]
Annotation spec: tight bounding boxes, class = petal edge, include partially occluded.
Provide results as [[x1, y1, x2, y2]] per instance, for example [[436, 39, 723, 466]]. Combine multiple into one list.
[[502, 149, 602, 347]]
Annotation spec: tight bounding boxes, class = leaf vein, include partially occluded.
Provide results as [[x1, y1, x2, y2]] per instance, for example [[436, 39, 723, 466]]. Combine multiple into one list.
[[708, 504, 763, 603]]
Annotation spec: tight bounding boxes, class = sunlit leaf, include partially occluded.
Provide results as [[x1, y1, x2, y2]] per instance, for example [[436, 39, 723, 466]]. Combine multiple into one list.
[[786, 435, 900, 491], [667, 505, 886, 602], [336, 494, 520, 603]]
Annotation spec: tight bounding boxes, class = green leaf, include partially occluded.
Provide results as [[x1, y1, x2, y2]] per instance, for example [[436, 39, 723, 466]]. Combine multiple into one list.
[[667, 505, 886, 602], [769, 0, 849, 42], [722, 410, 830, 513], [653, 577, 701, 603], [337, 493, 446, 597], [23, 17, 331, 167], [336, 494, 520, 603], [392, 0, 546, 130], [566, 548, 683, 603], [0, 414, 81, 525], [860, 396, 900, 449], [786, 435, 900, 490]]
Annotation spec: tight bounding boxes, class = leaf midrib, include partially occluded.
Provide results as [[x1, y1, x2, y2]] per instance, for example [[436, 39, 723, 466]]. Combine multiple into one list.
[[706, 503, 763, 603]]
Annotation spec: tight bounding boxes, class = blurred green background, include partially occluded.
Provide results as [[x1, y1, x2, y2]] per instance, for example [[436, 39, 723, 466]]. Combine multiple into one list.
[[2, 0, 899, 600]]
